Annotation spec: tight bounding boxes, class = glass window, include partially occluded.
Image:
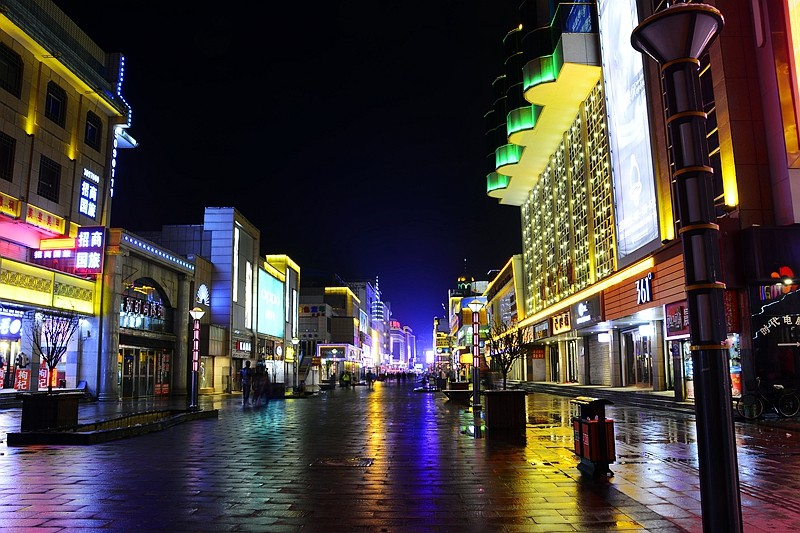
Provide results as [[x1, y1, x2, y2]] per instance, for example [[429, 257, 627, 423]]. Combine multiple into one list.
[[44, 81, 67, 127], [0, 131, 15, 182], [37, 156, 61, 202], [0, 44, 22, 98], [85, 111, 103, 151]]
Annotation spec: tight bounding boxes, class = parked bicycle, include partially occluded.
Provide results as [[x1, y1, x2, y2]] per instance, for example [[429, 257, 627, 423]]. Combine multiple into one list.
[[736, 377, 800, 420]]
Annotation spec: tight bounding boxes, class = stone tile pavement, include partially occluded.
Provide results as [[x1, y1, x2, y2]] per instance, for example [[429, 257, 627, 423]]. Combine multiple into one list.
[[0, 381, 795, 532]]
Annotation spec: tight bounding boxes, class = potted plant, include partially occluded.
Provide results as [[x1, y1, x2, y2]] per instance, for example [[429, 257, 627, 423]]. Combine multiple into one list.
[[483, 319, 528, 442], [20, 310, 81, 431]]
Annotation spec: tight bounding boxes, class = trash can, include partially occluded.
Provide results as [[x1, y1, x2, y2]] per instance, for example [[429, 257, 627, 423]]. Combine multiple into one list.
[[570, 396, 615, 477], [484, 389, 527, 443]]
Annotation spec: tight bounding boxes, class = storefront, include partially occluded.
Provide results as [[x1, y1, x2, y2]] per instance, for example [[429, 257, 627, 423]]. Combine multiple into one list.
[[0, 255, 97, 393], [118, 286, 175, 399]]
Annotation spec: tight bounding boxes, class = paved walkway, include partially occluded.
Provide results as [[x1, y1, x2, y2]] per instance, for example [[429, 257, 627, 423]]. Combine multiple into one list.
[[0, 381, 793, 532]]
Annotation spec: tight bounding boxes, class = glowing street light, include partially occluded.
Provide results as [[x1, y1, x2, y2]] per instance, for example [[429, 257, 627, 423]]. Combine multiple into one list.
[[632, 4, 741, 531], [188, 307, 205, 411], [467, 298, 484, 411]]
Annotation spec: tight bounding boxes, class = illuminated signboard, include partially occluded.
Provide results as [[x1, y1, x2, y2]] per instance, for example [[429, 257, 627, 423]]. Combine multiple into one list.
[[571, 295, 602, 328], [635, 272, 654, 304], [75, 226, 105, 275], [25, 205, 65, 234], [598, 0, 659, 260], [552, 310, 572, 335], [79, 181, 98, 218], [257, 268, 284, 338], [665, 300, 690, 338], [0, 314, 23, 340], [0, 191, 20, 219]]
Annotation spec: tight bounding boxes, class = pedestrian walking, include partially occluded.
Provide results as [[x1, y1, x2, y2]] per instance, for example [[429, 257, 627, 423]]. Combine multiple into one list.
[[252, 362, 266, 405], [366, 369, 375, 390], [330, 372, 336, 390], [240, 361, 253, 405], [342, 371, 351, 389]]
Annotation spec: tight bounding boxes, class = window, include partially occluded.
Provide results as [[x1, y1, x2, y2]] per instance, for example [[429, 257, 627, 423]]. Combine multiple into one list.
[[85, 111, 103, 151], [37, 156, 61, 202], [44, 81, 66, 127], [0, 44, 22, 98], [0, 131, 15, 182]]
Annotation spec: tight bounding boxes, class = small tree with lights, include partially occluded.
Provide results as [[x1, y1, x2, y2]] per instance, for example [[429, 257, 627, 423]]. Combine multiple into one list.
[[28, 310, 80, 394], [486, 318, 526, 390]]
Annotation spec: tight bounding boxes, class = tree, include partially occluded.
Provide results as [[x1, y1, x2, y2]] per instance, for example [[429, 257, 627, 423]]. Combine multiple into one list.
[[486, 319, 527, 390], [27, 311, 80, 393]]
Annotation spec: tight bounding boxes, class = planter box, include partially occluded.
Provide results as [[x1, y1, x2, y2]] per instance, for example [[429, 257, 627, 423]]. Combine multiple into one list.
[[20, 392, 81, 431], [484, 390, 527, 442]]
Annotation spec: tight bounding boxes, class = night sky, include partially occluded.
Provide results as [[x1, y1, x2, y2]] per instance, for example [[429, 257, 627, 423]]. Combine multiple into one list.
[[52, 1, 522, 349]]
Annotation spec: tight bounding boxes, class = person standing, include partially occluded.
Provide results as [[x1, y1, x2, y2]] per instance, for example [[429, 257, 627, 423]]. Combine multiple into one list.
[[366, 369, 375, 390], [240, 361, 253, 405]]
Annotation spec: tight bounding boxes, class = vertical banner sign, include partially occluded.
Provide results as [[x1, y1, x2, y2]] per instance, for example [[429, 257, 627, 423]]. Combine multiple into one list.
[[75, 226, 105, 275], [597, 0, 659, 259]]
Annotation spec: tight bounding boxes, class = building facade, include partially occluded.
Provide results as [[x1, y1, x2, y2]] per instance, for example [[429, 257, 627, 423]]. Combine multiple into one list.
[[485, 0, 800, 397], [0, 0, 134, 398]]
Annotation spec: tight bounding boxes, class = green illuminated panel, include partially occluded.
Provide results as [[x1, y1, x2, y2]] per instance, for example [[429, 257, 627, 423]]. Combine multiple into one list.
[[495, 144, 524, 169], [523, 40, 565, 93], [486, 172, 510, 193], [507, 105, 541, 138]]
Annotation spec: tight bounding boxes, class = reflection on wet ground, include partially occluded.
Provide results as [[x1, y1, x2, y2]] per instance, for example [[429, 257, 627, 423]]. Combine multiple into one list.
[[0, 383, 799, 531]]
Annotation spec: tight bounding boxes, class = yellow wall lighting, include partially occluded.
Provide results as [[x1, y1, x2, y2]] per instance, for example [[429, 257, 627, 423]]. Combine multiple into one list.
[[720, 148, 739, 207], [39, 237, 76, 250], [517, 256, 656, 329]]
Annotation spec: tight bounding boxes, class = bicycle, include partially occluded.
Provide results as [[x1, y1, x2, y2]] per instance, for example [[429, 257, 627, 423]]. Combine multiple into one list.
[[736, 377, 800, 420]]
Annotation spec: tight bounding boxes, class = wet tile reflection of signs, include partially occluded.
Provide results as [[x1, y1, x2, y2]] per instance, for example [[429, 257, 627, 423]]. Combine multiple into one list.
[[310, 457, 374, 467]]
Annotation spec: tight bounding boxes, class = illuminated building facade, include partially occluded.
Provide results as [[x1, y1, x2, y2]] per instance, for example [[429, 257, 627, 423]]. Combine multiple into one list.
[[138, 207, 262, 396], [486, 1, 800, 397], [484, 255, 528, 382], [0, 0, 133, 396], [447, 272, 487, 379], [98, 230, 195, 401]]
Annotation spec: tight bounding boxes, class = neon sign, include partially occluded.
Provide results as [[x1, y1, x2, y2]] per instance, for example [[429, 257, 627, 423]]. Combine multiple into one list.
[[75, 226, 105, 275]]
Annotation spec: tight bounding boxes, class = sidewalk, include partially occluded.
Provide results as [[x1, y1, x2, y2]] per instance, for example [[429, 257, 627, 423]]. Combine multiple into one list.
[[1, 382, 797, 532]]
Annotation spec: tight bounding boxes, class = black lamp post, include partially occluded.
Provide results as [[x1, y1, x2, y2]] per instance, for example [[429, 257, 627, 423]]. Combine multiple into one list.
[[632, 4, 742, 532], [467, 299, 483, 411], [188, 307, 205, 411]]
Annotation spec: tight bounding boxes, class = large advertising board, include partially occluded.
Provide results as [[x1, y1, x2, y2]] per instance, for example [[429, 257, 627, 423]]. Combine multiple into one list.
[[257, 268, 284, 338], [598, 0, 659, 260]]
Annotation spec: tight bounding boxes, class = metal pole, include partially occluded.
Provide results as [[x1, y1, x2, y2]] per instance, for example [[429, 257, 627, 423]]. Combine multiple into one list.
[[188, 317, 200, 410], [632, 5, 742, 531], [472, 308, 481, 410]]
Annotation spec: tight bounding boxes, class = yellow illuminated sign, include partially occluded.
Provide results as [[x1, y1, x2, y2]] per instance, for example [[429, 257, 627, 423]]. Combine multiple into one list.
[[0, 191, 21, 219], [25, 205, 65, 234]]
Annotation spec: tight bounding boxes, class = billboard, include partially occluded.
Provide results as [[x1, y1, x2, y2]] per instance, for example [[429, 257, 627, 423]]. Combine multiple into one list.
[[257, 268, 284, 338], [598, 0, 659, 260]]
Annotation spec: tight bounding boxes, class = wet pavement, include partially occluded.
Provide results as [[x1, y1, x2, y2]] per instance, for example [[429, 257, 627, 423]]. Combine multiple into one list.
[[0, 381, 798, 532]]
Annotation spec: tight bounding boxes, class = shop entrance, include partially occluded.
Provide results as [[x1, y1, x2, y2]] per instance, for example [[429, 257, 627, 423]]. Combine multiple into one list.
[[566, 339, 579, 383], [548, 344, 559, 382], [118, 346, 171, 399], [623, 328, 652, 387]]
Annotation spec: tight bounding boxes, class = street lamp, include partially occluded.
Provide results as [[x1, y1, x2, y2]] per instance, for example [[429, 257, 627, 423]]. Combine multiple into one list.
[[632, 4, 742, 532], [291, 337, 300, 391], [188, 307, 205, 411], [467, 299, 484, 411]]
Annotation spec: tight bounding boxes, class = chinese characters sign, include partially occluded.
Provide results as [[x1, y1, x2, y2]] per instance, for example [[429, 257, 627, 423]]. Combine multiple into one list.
[[665, 300, 690, 338], [552, 311, 572, 335], [26, 205, 65, 234], [75, 226, 105, 275]]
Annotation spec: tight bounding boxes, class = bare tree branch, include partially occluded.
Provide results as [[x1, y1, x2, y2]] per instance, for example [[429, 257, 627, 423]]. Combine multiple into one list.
[[27, 311, 80, 394], [487, 318, 527, 390]]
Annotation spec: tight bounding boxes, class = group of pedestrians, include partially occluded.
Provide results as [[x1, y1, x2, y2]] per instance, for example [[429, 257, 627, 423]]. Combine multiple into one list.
[[240, 360, 271, 406]]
